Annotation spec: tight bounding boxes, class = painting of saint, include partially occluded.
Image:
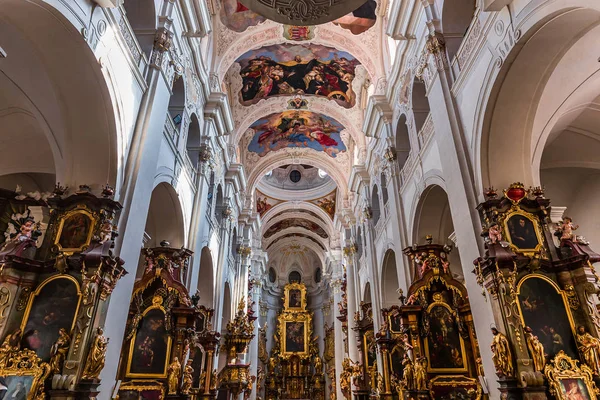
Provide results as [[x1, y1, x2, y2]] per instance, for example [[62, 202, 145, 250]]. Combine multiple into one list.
[[285, 322, 305, 353], [247, 111, 347, 158], [364, 331, 377, 367], [288, 289, 302, 308], [263, 218, 329, 239], [58, 212, 92, 250], [333, 0, 377, 35], [129, 309, 171, 376], [236, 44, 360, 108], [23, 278, 79, 361], [506, 215, 540, 250], [559, 378, 591, 400], [518, 277, 578, 360], [219, 0, 265, 32], [0, 376, 33, 400], [426, 305, 465, 371]]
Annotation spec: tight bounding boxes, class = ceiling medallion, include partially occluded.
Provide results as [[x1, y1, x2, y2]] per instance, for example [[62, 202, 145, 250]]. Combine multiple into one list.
[[239, 0, 369, 26]]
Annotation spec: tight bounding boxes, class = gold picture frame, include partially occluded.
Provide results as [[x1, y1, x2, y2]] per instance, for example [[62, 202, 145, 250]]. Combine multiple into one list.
[[117, 380, 165, 400], [423, 301, 468, 373], [429, 375, 482, 400], [126, 304, 173, 378], [500, 208, 544, 256], [54, 207, 97, 254], [545, 351, 599, 400], [363, 330, 377, 368], [284, 283, 307, 311], [0, 348, 51, 400]]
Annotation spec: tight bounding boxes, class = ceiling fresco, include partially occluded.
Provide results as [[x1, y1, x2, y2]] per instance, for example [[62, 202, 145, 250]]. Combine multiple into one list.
[[309, 190, 336, 219], [236, 43, 360, 108], [266, 233, 326, 250], [264, 218, 329, 239], [271, 209, 327, 224], [247, 111, 347, 158], [219, 0, 265, 32], [333, 0, 377, 35], [256, 190, 283, 217]]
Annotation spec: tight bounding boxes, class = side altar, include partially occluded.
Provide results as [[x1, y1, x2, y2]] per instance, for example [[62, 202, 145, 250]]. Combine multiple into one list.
[[265, 283, 324, 400]]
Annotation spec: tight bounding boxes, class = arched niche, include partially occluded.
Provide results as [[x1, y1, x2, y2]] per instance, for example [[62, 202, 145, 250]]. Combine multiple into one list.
[[411, 78, 430, 134], [186, 114, 202, 168], [381, 173, 389, 206], [214, 184, 224, 221], [363, 282, 372, 304], [123, 0, 157, 60], [139, 183, 185, 277], [381, 249, 399, 308], [218, 282, 232, 369], [196, 247, 215, 308], [0, 1, 119, 188], [371, 185, 381, 224], [479, 5, 600, 191], [168, 78, 185, 135], [441, 0, 476, 62], [413, 185, 463, 280], [396, 114, 411, 169]]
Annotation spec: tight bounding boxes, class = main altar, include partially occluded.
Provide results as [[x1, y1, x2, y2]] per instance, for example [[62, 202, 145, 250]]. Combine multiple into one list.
[[265, 283, 324, 400]]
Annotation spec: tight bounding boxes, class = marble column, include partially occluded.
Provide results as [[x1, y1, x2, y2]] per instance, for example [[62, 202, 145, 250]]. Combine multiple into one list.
[[331, 276, 346, 400], [343, 250, 361, 363]]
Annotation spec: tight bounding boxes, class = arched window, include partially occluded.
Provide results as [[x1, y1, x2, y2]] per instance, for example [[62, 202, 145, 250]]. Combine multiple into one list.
[[186, 114, 202, 169], [381, 173, 389, 205], [167, 78, 185, 142]]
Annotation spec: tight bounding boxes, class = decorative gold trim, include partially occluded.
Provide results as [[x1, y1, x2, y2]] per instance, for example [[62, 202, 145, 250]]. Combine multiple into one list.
[[284, 282, 307, 311], [544, 351, 599, 400], [423, 302, 468, 373], [499, 207, 545, 256], [125, 305, 173, 378], [117, 380, 165, 400], [0, 348, 51, 400], [428, 375, 482, 400], [20, 275, 82, 335], [516, 274, 578, 342], [53, 207, 97, 254], [363, 330, 375, 369]]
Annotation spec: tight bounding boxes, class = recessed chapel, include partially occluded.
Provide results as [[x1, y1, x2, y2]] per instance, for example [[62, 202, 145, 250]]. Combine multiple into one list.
[[0, 1, 599, 400]]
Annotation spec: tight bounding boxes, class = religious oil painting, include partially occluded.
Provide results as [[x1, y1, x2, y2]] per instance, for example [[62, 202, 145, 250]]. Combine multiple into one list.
[[517, 276, 578, 360], [118, 385, 164, 400], [363, 331, 377, 368], [22, 277, 80, 361], [127, 308, 172, 377], [56, 211, 93, 251], [505, 213, 541, 252], [284, 321, 306, 353], [247, 111, 347, 158], [288, 289, 302, 308], [425, 304, 467, 372], [263, 218, 329, 239], [558, 378, 592, 400], [430, 378, 481, 400], [0, 375, 34, 400], [333, 0, 377, 35], [236, 44, 360, 107], [219, 0, 265, 32]]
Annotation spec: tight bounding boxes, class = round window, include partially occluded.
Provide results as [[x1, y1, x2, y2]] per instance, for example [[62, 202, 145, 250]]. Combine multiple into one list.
[[268, 267, 277, 283], [289, 170, 301, 183]]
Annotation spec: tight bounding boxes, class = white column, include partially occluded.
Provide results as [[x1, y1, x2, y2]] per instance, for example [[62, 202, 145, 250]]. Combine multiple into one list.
[[98, 61, 173, 400], [344, 255, 361, 364], [246, 281, 261, 400], [331, 276, 346, 400]]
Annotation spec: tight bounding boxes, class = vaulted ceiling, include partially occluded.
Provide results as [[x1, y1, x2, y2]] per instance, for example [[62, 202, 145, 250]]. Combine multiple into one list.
[[215, 0, 387, 282]]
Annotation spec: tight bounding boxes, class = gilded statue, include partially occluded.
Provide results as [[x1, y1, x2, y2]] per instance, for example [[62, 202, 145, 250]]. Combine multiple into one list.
[[199, 370, 207, 389], [577, 326, 600, 375], [257, 366, 265, 392], [82, 327, 109, 379], [210, 369, 218, 391], [49, 328, 71, 374], [314, 355, 323, 374], [391, 373, 402, 394], [414, 357, 427, 391], [181, 359, 194, 394], [268, 355, 277, 373], [491, 327, 514, 377], [401, 355, 414, 390], [524, 326, 546, 372], [167, 357, 182, 394], [0, 329, 21, 353], [377, 372, 384, 394]]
